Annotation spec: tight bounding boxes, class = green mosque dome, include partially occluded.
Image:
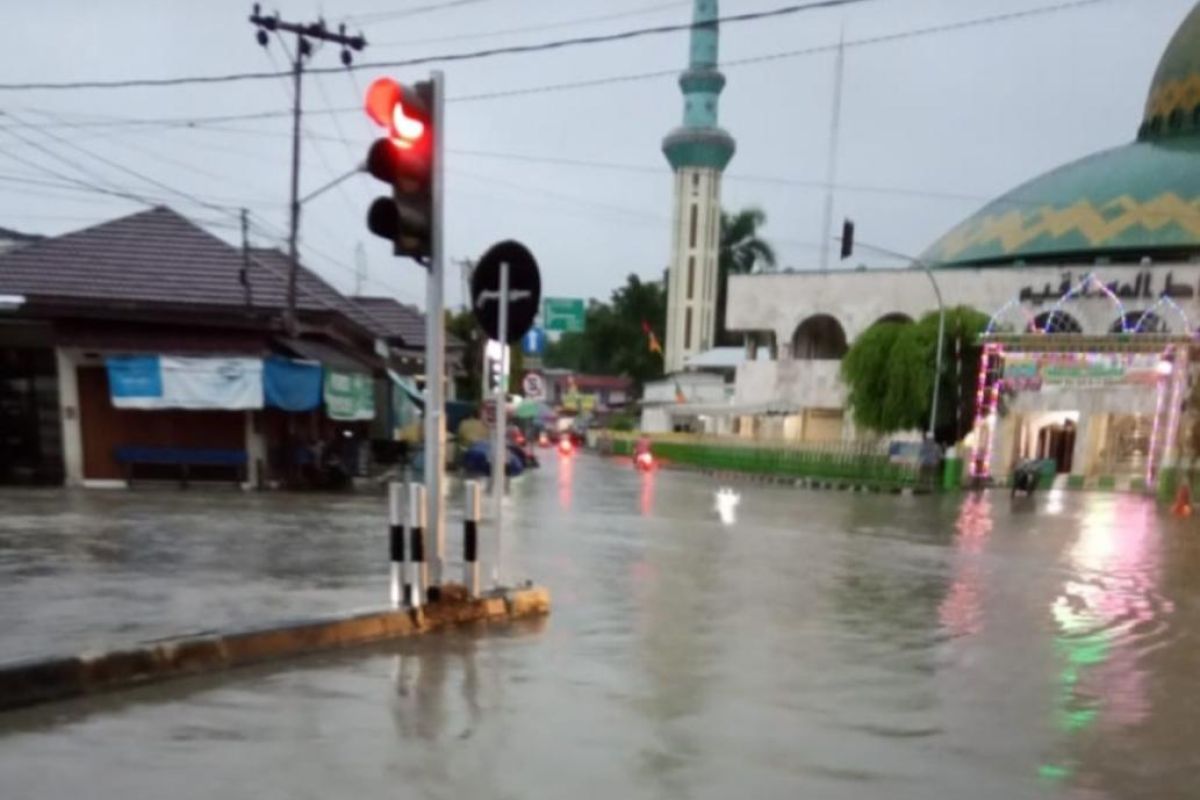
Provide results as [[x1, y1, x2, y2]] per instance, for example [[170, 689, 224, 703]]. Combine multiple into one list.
[[923, 2, 1200, 267]]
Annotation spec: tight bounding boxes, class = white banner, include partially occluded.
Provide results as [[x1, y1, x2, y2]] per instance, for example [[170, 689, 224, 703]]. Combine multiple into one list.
[[126, 356, 264, 410]]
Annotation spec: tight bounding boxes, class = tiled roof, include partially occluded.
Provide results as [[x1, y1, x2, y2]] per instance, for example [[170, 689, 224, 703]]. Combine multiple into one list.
[[247, 248, 389, 339], [0, 206, 457, 353], [0, 207, 366, 327], [351, 296, 427, 348]]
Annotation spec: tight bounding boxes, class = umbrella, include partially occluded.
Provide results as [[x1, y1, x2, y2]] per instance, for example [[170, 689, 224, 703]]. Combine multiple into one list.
[[515, 400, 554, 421]]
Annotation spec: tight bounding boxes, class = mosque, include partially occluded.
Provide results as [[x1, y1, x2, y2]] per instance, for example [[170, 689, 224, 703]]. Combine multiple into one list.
[[649, 0, 1200, 491]]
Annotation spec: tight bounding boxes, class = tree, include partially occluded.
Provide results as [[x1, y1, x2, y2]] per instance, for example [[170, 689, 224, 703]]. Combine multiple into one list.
[[446, 309, 482, 402], [716, 207, 777, 346], [544, 274, 666, 389], [840, 306, 989, 445]]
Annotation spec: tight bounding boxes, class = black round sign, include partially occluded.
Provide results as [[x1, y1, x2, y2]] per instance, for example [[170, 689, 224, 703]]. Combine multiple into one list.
[[470, 240, 541, 344]]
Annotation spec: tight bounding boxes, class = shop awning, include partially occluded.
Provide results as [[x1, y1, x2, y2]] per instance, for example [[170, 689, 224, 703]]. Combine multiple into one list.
[[278, 337, 375, 374], [388, 368, 424, 411]]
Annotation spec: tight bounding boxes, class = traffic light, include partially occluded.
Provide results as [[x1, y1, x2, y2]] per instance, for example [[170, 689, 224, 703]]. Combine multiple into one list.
[[839, 218, 855, 261], [364, 77, 434, 263]]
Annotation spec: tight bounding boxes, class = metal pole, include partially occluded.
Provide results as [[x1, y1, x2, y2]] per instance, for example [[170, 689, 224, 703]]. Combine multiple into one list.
[[463, 480, 481, 596], [920, 262, 946, 441], [491, 262, 510, 587], [424, 70, 447, 588], [285, 43, 303, 335], [818, 27, 845, 272], [408, 482, 427, 608], [388, 481, 405, 609]]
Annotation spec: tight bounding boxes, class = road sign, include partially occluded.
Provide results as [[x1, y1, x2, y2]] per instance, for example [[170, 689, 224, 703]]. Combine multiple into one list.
[[522, 372, 546, 400], [522, 327, 547, 356], [543, 297, 585, 333], [470, 240, 541, 344]]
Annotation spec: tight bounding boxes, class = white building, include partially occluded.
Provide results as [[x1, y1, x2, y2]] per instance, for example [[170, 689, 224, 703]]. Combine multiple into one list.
[[718, 2, 1200, 487]]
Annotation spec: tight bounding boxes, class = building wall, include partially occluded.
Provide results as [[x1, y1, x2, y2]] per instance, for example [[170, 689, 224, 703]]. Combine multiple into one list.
[[727, 263, 1200, 347], [76, 366, 245, 481], [665, 167, 722, 373], [734, 360, 845, 409]]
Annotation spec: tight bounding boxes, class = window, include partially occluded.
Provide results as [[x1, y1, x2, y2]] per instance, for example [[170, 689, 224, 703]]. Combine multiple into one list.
[[687, 256, 696, 300], [685, 308, 693, 349], [689, 204, 698, 249], [691, 173, 700, 194]]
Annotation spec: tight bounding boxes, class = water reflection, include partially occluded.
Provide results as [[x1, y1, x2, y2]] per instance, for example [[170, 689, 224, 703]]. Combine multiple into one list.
[[557, 453, 574, 511], [1041, 496, 1167, 786], [939, 493, 992, 638], [638, 469, 656, 517]]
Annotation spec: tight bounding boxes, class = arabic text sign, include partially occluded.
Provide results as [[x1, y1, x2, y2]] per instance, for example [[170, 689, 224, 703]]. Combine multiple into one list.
[[1003, 352, 1162, 392], [1019, 270, 1197, 306]]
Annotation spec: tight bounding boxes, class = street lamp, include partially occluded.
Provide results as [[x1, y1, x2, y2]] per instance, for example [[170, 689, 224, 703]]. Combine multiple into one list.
[[838, 224, 947, 442]]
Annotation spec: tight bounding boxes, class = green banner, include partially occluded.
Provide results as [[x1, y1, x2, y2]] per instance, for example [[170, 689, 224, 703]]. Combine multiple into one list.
[[324, 371, 375, 421]]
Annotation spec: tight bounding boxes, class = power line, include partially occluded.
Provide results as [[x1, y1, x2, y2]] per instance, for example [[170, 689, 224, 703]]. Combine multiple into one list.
[[372, 0, 689, 47], [0, 0, 878, 91], [350, 0, 491, 24], [1, 110, 240, 219], [0, 0, 1113, 122], [450, 0, 1117, 103]]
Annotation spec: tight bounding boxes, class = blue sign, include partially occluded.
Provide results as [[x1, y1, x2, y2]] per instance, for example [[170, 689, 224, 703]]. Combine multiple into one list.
[[522, 327, 547, 356]]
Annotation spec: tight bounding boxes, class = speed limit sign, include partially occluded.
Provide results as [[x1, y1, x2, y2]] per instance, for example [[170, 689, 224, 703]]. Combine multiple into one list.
[[522, 372, 546, 400]]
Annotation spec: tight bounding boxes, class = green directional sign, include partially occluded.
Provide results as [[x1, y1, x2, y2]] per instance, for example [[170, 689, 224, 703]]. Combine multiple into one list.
[[543, 297, 586, 333]]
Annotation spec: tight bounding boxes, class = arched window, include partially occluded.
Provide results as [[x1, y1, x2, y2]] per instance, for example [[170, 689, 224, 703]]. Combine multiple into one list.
[[1030, 310, 1083, 334], [872, 312, 913, 327], [1112, 311, 1167, 334], [792, 314, 849, 360]]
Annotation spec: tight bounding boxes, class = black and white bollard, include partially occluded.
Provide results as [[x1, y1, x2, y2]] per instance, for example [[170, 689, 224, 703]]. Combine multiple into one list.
[[407, 483, 427, 608], [388, 481, 406, 609], [463, 480, 482, 596]]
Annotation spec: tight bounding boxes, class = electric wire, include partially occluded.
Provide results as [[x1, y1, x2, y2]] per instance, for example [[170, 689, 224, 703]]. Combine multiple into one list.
[[0, 0, 881, 91]]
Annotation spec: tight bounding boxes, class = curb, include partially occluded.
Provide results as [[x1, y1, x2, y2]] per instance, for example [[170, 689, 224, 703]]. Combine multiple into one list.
[[696, 467, 923, 496], [0, 585, 550, 713]]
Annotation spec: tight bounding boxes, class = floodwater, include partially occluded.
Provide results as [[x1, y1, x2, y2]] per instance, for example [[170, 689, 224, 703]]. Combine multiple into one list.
[[1, 454, 1199, 799]]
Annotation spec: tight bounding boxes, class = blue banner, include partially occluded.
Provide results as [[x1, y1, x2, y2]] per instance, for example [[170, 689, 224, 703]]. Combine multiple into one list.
[[106, 356, 163, 402], [263, 356, 323, 411]]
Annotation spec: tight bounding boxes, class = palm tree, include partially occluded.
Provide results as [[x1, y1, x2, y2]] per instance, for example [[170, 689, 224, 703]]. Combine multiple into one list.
[[716, 207, 776, 346]]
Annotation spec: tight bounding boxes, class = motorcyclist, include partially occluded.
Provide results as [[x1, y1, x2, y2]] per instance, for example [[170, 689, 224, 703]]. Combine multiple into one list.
[[634, 435, 652, 468]]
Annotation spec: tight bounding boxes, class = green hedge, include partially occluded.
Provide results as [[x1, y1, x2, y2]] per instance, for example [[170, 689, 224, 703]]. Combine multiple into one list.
[[610, 436, 922, 488]]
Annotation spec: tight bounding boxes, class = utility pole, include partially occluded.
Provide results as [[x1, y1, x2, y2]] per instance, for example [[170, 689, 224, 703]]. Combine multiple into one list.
[[818, 27, 846, 272], [249, 4, 366, 334]]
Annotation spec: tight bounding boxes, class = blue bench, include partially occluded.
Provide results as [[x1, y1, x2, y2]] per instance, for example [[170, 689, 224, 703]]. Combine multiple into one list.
[[114, 446, 248, 488]]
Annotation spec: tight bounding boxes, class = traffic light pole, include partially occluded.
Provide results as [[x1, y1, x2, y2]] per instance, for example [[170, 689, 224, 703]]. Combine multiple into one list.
[[424, 69, 448, 588], [490, 263, 510, 588]]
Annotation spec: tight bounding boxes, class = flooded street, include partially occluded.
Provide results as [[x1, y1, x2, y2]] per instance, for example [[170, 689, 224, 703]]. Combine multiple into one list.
[[2, 453, 1199, 799]]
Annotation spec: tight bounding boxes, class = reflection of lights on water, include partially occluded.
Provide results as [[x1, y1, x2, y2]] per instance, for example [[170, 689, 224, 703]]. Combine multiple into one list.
[[1040, 497, 1163, 783], [639, 469, 656, 516], [1045, 488, 1066, 515], [714, 488, 740, 525], [557, 454, 573, 510], [939, 494, 992, 637]]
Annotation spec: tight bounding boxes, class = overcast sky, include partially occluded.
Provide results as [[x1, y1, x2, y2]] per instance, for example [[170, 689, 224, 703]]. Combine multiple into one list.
[[0, 0, 1192, 309]]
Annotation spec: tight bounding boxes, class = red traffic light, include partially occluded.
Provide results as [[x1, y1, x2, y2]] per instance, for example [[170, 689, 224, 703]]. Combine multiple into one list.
[[365, 77, 429, 149]]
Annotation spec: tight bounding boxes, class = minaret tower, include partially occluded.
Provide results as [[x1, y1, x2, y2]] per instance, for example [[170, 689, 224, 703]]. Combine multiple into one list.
[[662, 0, 736, 374]]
